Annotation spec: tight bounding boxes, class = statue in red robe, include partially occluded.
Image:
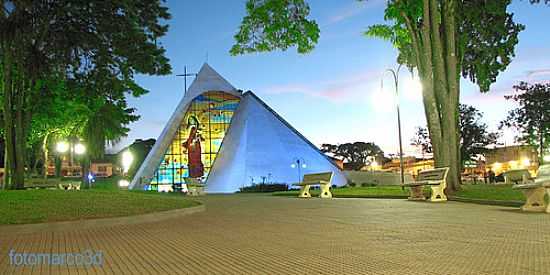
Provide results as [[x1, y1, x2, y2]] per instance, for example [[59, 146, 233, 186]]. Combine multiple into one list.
[[182, 116, 204, 178]]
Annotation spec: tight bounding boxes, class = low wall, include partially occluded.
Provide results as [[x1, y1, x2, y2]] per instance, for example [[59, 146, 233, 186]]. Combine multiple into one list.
[[344, 171, 413, 186]]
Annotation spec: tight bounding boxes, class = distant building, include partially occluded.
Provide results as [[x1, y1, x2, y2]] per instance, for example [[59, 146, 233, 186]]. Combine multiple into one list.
[[484, 145, 539, 176]]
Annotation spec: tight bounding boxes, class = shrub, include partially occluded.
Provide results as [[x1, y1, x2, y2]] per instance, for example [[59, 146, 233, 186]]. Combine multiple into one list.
[[238, 183, 289, 193]]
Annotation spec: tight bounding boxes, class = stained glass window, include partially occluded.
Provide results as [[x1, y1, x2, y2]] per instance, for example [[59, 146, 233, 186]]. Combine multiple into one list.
[[149, 91, 240, 192]]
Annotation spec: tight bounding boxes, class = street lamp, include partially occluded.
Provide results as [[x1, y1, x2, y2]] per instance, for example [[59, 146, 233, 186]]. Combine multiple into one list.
[[56, 141, 69, 153], [121, 150, 134, 174], [291, 158, 307, 182], [380, 65, 422, 185], [74, 143, 86, 155]]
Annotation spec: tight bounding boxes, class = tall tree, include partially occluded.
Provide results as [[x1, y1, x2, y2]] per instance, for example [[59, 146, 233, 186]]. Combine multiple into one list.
[[410, 126, 432, 157], [232, 0, 523, 193], [500, 82, 550, 164], [0, 1, 171, 188], [413, 104, 499, 167], [321, 142, 385, 171]]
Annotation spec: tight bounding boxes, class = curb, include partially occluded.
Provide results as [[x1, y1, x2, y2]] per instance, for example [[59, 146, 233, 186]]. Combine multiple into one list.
[[0, 204, 205, 234], [449, 196, 523, 208]]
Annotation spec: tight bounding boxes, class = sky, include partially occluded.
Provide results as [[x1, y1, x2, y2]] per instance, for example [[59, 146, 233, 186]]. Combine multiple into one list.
[[113, 0, 550, 157]]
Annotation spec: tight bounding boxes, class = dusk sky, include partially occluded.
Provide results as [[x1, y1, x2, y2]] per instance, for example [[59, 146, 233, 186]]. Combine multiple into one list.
[[114, 0, 550, 156]]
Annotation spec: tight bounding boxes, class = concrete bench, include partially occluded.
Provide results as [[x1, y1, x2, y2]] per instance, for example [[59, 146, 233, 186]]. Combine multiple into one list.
[[293, 172, 333, 198], [403, 167, 449, 202], [512, 164, 550, 213], [58, 183, 81, 190], [184, 178, 206, 196], [503, 169, 533, 185]]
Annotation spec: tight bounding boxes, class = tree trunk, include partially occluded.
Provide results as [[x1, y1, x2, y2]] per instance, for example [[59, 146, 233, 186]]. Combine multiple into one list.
[[3, 50, 16, 189], [42, 132, 51, 181]]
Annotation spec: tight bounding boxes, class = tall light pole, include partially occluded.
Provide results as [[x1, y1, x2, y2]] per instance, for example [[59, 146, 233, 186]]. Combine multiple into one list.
[[381, 64, 405, 185], [291, 158, 307, 182]]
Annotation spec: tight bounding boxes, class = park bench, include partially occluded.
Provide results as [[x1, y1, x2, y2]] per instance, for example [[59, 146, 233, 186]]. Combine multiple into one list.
[[57, 182, 81, 190], [293, 172, 333, 198], [512, 164, 550, 213], [503, 169, 533, 185], [403, 167, 449, 202], [184, 178, 206, 196]]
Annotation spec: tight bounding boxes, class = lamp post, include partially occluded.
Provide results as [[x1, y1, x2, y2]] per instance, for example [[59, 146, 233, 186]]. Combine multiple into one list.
[[291, 158, 307, 182], [381, 65, 405, 185]]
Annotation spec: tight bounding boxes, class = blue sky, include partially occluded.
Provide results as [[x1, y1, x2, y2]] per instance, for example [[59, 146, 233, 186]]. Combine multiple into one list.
[[114, 0, 550, 156]]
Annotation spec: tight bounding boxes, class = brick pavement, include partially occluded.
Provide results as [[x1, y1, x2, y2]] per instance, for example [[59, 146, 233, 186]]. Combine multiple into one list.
[[1, 194, 549, 274]]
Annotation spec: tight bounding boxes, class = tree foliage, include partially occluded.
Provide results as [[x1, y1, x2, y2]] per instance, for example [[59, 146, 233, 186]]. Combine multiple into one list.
[[500, 82, 550, 163], [321, 142, 385, 171], [410, 126, 432, 155], [1, 0, 172, 188], [230, 0, 320, 55], [413, 104, 498, 164]]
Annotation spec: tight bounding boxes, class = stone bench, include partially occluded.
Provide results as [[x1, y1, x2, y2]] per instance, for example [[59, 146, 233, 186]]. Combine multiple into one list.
[[184, 178, 206, 196], [293, 172, 333, 198], [503, 169, 533, 185], [512, 164, 550, 213], [403, 167, 448, 202]]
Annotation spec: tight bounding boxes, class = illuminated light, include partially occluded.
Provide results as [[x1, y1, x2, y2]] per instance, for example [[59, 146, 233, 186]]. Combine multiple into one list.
[[521, 158, 531, 168], [74, 143, 86, 155], [492, 162, 502, 172], [290, 163, 296, 168], [122, 150, 134, 173], [371, 86, 396, 113], [403, 77, 423, 101], [56, 141, 69, 153], [301, 163, 307, 168], [118, 179, 130, 188]]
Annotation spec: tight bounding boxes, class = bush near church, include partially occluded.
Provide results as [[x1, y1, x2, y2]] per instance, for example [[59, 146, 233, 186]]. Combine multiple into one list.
[[238, 183, 289, 193]]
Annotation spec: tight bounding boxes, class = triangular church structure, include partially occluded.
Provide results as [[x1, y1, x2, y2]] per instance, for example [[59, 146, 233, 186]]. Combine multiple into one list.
[[130, 63, 346, 193]]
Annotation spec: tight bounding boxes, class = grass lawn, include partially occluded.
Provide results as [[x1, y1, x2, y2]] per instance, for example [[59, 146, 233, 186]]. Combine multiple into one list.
[[273, 184, 527, 202], [0, 177, 200, 225], [455, 184, 525, 202], [273, 186, 409, 198]]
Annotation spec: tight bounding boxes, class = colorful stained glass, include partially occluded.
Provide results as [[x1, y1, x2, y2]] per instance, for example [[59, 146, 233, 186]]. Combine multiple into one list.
[[149, 91, 240, 191]]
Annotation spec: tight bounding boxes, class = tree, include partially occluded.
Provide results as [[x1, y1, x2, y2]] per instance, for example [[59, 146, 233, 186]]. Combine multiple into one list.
[[232, 0, 523, 193], [459, 104, 499, 164], [410, 126, 432, 157], [321, 142, 385, 170], [1, 1, 171, 189], [413, 104, 498, 167], [118, 138, 156, 179], [500, 82, 550, 164]]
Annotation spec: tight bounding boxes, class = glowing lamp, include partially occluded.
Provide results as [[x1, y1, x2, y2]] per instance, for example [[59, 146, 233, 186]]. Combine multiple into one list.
[[56, 141, 69, 153], [74, 143, 86, 155], [492, 162, 502, 172], [301, 163, 307, 168], [118, 179, 130, 188], [521, 158, 530, 168], [290, 163, 296, 168], [121, 150, 134, 173]]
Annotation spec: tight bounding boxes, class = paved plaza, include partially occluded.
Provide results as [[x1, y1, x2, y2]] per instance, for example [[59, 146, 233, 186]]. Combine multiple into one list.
[[1, 195, 550, 274]]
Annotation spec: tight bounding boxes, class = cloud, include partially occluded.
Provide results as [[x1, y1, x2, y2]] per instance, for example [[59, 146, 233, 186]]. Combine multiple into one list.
[[262, 69, 381, 103], [325, 0, 383, 26]]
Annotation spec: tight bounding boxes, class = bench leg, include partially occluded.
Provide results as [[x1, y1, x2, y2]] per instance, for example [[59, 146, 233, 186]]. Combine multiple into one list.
[[298, 184, 312, 198], [429, 185, 447, 202], [319, 184, 332, 199], [546, 188, 550, 214], [408, 186, 426, 201], [520, 187, 547, 212]]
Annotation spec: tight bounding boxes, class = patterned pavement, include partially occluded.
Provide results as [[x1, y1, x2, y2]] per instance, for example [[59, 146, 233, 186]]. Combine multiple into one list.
[[1, 194, 549, 274]]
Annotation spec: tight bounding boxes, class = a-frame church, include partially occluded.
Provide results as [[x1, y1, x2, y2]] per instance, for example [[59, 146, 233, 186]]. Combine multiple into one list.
[[129, 63, 346, 193]]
